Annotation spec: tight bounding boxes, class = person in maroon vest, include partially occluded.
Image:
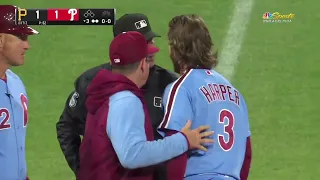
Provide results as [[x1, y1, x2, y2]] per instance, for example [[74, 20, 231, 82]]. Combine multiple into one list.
[[77, 31, 214, 180]]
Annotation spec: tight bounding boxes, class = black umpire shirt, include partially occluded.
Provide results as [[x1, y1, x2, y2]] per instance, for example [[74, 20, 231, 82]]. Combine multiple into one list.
[[56, 62, 178, 180]]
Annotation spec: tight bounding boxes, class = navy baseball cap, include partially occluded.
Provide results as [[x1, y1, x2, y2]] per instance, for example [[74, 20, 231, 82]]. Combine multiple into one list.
[[113, 13, 160, 41], [109, 31, 158, 66]]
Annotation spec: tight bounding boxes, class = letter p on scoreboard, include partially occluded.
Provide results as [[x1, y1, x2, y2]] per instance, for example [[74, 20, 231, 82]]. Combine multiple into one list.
[[47, 8, 79, 21]]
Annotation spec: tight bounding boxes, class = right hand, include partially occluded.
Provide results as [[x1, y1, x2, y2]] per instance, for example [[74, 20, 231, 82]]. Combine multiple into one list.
[[181, 120, 214, 151]]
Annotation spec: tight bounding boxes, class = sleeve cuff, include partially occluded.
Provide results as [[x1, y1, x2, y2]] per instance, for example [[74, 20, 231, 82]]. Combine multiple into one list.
[[179, 132, 190, 150]]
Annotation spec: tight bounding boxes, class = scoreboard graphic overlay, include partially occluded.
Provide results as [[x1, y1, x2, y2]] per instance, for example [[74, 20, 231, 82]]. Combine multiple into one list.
[[15, 8, 116, 25]]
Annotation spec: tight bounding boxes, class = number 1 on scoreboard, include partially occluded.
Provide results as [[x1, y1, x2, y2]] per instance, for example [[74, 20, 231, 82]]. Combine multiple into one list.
[[55, 10, 58, 19], [36, 10, 39, 19]]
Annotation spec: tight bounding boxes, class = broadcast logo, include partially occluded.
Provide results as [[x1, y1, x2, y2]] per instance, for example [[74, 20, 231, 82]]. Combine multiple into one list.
[[263, 12, 295, 23]]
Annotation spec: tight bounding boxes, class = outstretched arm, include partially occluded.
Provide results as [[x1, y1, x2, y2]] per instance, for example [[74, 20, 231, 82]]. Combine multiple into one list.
[[107, 95, 190, 169]]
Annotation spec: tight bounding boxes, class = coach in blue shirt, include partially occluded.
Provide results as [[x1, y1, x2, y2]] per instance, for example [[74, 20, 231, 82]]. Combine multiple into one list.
[[0, 5, 38, 180], [77, 31, 214, 180]]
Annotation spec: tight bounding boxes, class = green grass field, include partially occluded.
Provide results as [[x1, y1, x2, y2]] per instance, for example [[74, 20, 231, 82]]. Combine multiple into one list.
[[3, 0, 320, 179]]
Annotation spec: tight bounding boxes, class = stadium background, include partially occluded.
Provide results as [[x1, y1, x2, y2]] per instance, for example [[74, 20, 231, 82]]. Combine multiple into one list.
[[4, 0, 320, 179]]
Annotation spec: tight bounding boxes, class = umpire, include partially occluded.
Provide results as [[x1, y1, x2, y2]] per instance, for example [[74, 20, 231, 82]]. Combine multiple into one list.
[[56, 13, 177, 180]]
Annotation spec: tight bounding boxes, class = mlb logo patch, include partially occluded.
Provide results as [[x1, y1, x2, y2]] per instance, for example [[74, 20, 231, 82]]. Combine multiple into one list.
[[135, 20, 148, 29], [206, 70, 213, 75]]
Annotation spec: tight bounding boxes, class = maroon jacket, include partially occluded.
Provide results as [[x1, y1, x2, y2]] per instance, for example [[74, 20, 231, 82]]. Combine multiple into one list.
[[77, 69, 155, 180]]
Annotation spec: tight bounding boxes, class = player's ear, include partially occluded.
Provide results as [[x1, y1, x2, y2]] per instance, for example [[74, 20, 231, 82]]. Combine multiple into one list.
[[140, 57, 148, 72]]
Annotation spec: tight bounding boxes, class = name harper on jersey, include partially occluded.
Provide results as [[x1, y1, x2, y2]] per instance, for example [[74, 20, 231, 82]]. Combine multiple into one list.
[[199, 83, 240, 106]]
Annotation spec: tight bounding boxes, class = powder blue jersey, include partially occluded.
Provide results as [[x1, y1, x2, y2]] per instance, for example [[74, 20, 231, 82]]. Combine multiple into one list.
[[0, 69, 29, 180], [159, 69, 250, 180]]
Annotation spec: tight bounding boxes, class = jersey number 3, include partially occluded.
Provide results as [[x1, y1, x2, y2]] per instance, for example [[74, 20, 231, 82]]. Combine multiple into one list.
[[218, 109, 235, 151], [0, 94, 28, 130]]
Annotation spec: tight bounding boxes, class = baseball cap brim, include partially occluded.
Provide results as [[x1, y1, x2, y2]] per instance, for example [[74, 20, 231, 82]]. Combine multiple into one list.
[[22, 26, 39, 35], [144, 31, 160, 41], [7, 26, 39, 36], [148, 44, 159, 54]]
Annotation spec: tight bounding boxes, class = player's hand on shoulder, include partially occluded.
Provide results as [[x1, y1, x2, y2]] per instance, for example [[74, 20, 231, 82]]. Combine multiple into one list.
[[181, 120, 214, 151]]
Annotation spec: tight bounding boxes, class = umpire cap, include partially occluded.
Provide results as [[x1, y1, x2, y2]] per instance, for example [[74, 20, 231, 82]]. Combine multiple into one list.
[[113, 13, 160, 41], [0, 5, 39, 35]]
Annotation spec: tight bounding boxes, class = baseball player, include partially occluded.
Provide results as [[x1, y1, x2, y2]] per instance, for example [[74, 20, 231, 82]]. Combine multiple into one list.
[[158, 14, 252, 180], [0, 5, 39, 180], [56, 13, 178, 180]]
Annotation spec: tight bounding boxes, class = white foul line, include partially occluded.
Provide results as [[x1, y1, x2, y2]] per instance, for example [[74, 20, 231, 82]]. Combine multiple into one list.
[[216, 0, 254, 80]]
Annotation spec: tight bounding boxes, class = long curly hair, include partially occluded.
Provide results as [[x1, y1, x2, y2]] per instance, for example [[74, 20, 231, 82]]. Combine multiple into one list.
[[168, 14, 218, 72]]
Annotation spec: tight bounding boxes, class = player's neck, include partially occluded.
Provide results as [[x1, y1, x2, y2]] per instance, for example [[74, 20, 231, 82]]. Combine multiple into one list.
[[125, 74, 142, 88], [0, 68, 7, 79], [112, 69, 142, 88], [0, 58, 9, 79]]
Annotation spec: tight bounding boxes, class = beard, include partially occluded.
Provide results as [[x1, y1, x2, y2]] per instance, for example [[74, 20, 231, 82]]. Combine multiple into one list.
[[173, 61, 181, 74], [170, 52, 181, 74]]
